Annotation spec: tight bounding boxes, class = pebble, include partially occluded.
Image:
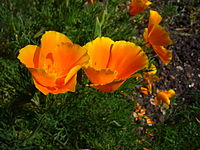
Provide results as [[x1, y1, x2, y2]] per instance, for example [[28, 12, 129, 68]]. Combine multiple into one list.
[[189, 83, 194, 88], [176, 66, 184, 71]]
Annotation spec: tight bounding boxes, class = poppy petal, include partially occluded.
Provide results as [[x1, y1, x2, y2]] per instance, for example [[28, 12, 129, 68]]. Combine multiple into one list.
[[129, 0, 152, 16], [148, 24, 172, 46], [18, 45, 41, 68], [40, 31, 72, 63], [55, 74, 77, 94], [148, 10, 162, 31], [107, 41, 148, 79], [158, 92, 170, 105], [84, 66, 117, 84], [152, 45, 172, 65], [143, 28, 149, 45], [29, 68, 57, 88], [84, 37, 114, 69], [89, 80, 125, 92], [52, 43, 89, 77]]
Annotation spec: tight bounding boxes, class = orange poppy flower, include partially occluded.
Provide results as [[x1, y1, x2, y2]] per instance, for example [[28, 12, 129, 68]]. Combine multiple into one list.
[[18, 31, 89, 95], [83, 37, 148, 92], [144, 10, 173, 65], [129, 0, 152, 16], [153, 89, 175, 106]]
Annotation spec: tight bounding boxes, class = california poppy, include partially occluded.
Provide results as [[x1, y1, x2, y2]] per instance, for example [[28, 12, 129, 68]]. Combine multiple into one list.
[[153, 89, 175, 106], [144, 10, 173, 65], [18, 31, 89, 95], [83, 37, 148, 92], [129, 0, 152, 16]]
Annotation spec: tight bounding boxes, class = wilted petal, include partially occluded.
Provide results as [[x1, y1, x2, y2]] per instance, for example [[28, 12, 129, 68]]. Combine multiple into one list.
[[18, 45, 41, 68], [107, 41, 148, 79], [84, 37, 114, 69], [153, 45, 172, 65]]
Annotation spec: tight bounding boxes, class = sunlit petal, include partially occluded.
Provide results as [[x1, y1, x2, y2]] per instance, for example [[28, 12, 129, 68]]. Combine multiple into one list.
[[84, 37, 114, 69], [18, 45, 41, 68], [107, 41, 148, 79], [84, 66, 117, 84]]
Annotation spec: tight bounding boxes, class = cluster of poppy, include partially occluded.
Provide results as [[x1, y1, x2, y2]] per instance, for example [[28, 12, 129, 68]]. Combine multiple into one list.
[[18, 0, 173, 97], [139, 63, 175, 113], [18, 31, 148, 94]]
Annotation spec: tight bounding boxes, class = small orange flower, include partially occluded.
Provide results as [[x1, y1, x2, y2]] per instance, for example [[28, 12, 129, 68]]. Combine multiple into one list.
[[129, 0, 152, 16], [140, 87, 148, 95], [18, 31, 89, 95], [153, 89, 175, 106], [144, 10, 173, 65], [83, 37, 148, 92], [144, 116, 155, 125]]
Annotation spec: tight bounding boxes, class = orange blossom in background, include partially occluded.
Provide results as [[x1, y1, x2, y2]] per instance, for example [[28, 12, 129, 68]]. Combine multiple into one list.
[[129, 0, 152, 16], [144, 10, 173, 65]]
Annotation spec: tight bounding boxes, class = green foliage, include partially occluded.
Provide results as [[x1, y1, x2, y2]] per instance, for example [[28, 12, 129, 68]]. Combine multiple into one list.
[[0, 0, 199, 149]]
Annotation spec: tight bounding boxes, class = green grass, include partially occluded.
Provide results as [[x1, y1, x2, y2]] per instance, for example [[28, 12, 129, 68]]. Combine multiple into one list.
[[0, 0, 199, 149]]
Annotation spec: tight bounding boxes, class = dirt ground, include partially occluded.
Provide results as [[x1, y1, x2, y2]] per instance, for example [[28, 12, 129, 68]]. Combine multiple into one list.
[[137, 0, 200, 123], [158, 0, 200, 99]]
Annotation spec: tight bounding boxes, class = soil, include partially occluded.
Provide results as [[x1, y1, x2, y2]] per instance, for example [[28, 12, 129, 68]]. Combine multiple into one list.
[[136, 0, 200, 123], [157, 0, 200, 99]]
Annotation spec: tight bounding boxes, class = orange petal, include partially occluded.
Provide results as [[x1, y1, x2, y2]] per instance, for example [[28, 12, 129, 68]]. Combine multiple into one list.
[[152, 45, 172, 65], [89, 80, 125, 92], [29, 68, 57, 88], [84, 66, 117, 84], [143, 28, 149, 45], [156, 91, 170, 105], [107, 41, 148, 79], [140, 87, 148, 95], [32, 80, 54, 95], [84, 37, 114, 69], [51, 43, 89, 77], [55, 74, 77, 94], [18, 45, 41, 68], [129, 0, 152, 16], [33, 74, 77, 95], [148, 24, 172, 46], [148, 10, 162, 31], [164, 89, 175, 98], [40, 31, 72, 67]]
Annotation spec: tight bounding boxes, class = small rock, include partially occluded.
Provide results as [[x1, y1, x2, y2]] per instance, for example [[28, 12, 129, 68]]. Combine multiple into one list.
[[176, 66, 184, 71], [189, 83, 194, 88]]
